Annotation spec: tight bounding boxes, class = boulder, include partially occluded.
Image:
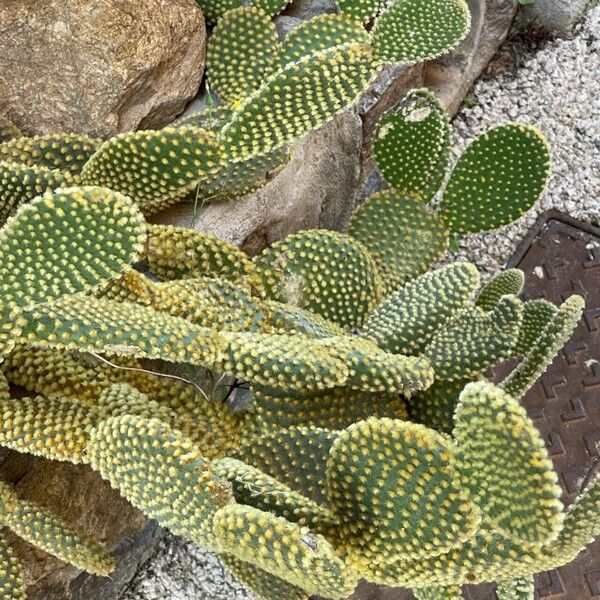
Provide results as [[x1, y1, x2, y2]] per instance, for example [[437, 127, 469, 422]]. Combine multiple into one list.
[[521, 0, 589, 34], [0, 0, 206, 138]]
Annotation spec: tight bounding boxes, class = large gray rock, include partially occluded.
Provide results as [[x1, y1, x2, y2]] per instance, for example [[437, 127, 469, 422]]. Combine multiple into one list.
[[0, 0, 206, 138], [0, 450, 162, 600], [521, 0, 589, 34]]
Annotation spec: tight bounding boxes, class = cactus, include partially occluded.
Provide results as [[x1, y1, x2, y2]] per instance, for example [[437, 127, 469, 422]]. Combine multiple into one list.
[[207, 8, 280, 106], [80, 127, 226, 214], [372, 0, 471, 64], [350, 90, 551, 294], [413, 586, 462, 600], [327, 417, 480, 566], [0, 479, 114, 593], [89, 415, 234, 547], [475, 269, 525, 312], [0, 161, 74, 225], [496, 577, 534, 600], [255, 230, 384, 328], [453, 381, 564, 544], [438, 124, 551, 234], [213, 503, 358, 597], [372, 87, 450, 202], [0, 133, 101, 174]]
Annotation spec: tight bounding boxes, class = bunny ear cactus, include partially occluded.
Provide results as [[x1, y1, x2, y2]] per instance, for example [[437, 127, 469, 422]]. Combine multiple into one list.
[[80, 126, 226, 214], [496, 577, 534, 600], [353, 91, 551, 294], [0, 186, 146, 356], [476, 269, 525, 311], [0, 534, 25, 600], [0, 133, 101, 174]]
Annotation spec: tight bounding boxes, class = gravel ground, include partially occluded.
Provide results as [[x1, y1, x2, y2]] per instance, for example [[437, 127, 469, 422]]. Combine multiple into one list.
[[121, 7, 600, 599]]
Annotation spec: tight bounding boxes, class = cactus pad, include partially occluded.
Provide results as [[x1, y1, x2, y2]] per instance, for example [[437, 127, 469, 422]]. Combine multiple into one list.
[[81, 126, 225, 214], [263, 301, 346, 337], [363, 262, 480, 355], [513, 298, 559, 356], [348, 192, 449, 294], [327, 417, 480, 565], [0, 161, 74, 225], [372, 0, 470, 64], [222, 44, 378, 161], [213, 504, 358, 597], [220, 554, 307, 600], [207, 8, 279, 106], [145, 224, 258, 287], [413, 585, 463, 600], [422, 295, 522, 380], [0, 536, 25, 600], [0, 133, 100, 174], [89, 415, 234, 546], [275, 14, 369, 69], [2, 499, 115, 576], [501, 295, 584, 400], [438, 124, 551, 234], [454, 381, 564, 544], [218, 331, 349, 392], [255, 230, 383, 328], [18, 294, 223, 366], [496, 577, 534, 600], [373, 88, 451, 201], [475, 269, 525, 312]]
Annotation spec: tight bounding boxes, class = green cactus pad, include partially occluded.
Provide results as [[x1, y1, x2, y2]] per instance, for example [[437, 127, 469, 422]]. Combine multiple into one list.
[[0, 133, 101, 174], [222, 44, 378, 161], [207, 8, 279, 106], [513, 298, 559, 356], [422, 295, 522, 380], [145, 224, 259, 288], [409, 377, 476, 434], [213, 504, 358, 597], [175, 107, 234, 132], [372, 0, 470, 64], [438, 124, 551, 234], [543, 473, 600, 564], [89, 415, 234, 547], [220, 554, 307, 600], [263, 300, 346, 337], [0, 186, 145, 311], [81, 126, 226, 214], [189, 144, 290, 203], [373, 89, 451, 201], [496, 577, 534, 600], [218, 331, 349, 392], [274, 14, 369, 69], [212, 457, 334, 529], [336, 0, 386, 24], [101, 272, 265, 332], [363, 262, 480, 355], [0, 161, 75, 226], [475, 269, 525, 312], [195, 0, 290, 26], [413, 585, 463, 600], [248, 385, 408, 430], [18, 294, 223, 366], [348, 192, 449, 294], [2, 499, 115, 576], [327, 417, 480, 566], [0, 395, 97, 464], [0, 115, 22, 144], [501, 295, 584, 400], [318, 336, 434, 394], [238, 426, 338, 503], [0, 535, 25, 600], [454, 381, 564, 544], [255, 230, 383, 328]]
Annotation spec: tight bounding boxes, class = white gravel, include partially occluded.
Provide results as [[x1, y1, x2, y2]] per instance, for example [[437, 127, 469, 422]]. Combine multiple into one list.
[[121, 7, 599, 599]]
